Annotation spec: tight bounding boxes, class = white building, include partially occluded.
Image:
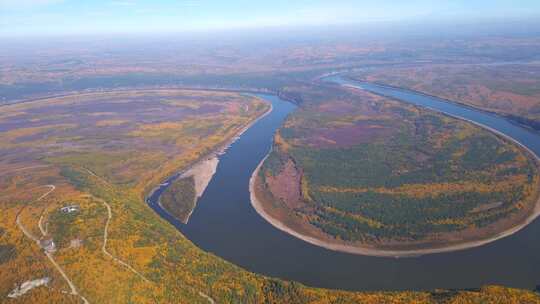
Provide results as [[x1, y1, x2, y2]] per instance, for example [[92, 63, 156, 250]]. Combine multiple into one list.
[[60, 205, 79, 214]]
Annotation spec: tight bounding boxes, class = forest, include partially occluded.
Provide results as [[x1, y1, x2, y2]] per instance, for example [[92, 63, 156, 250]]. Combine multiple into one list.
[[1, 86, 537, 302], [1, 31, 540, 303], [259, 83, 540, 246], [160, 176, 196, 223]]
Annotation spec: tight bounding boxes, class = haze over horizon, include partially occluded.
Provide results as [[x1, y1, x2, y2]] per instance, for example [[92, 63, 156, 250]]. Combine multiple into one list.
[[1, 0, 540, 37]]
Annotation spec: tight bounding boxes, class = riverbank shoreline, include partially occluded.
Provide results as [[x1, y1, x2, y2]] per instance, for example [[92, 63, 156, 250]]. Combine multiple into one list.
[[249, 84, 540, 258], [341, 75, 540, 134], [149, 96, 274, 223], [157, 156, 219, 224]]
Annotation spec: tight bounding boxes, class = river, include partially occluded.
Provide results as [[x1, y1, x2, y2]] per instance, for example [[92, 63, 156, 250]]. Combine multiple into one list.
[[148, 82, 540, 291]]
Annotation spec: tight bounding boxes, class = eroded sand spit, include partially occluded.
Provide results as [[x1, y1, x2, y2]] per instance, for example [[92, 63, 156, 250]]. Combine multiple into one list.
[[164, 100, 274, 224], [180, 157, 219, 223]]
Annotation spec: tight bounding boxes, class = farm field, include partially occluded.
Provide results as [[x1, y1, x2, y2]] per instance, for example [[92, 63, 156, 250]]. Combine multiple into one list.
[[255, 83, 540, 251]]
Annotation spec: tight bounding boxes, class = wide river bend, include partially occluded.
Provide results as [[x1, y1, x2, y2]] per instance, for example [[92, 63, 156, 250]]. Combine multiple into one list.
[[148, 81, 540, 291]]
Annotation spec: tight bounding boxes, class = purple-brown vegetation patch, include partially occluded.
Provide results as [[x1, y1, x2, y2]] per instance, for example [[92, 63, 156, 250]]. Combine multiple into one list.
[[266, 159, 304, 209], [306, 122, 392, 148]]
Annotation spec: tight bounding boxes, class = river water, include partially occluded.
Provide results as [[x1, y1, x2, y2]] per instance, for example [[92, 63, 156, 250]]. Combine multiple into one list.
[[148, 82, 540, 291]]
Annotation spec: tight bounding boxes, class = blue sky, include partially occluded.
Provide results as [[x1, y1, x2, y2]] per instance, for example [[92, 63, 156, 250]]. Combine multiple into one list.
[[1, 0, 539, 37]]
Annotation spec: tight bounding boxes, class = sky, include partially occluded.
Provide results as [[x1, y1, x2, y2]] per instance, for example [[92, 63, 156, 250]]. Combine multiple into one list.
[[1, 0, 540, 37]]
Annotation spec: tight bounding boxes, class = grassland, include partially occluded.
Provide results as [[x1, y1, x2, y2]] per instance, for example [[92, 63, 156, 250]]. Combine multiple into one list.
[[350, 64, 540, 131], [254, 83, 540, 253], [1, 88, 538, 303]]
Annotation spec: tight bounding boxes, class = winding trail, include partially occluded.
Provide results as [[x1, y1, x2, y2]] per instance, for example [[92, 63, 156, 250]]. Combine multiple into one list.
[[198, 291, 216, 304], [93, 195, 151, 283], [38, 212, 48, 236], [15, 185, 55, 242], [44, 252, 90, 304], [80, 168, 151, 283], [83, 167, 216, 303], [15, 185, 89, 304], [6, 162, 216, 302]]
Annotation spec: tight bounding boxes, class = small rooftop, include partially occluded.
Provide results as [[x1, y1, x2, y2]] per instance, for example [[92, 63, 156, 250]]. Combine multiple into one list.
[[39, 239, 56, 253], [60, 205, 80, 213]]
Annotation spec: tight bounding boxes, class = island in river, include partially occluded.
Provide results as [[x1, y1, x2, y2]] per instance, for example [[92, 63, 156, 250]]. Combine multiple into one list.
[[251, 82, 540, 256]]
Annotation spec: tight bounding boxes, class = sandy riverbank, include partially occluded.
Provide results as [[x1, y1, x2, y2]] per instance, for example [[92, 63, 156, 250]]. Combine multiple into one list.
[[249, 127, 540, 258], [182, 157, 219, 199], [178, 156, 219, 223], [158, 98, 274, 224]]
